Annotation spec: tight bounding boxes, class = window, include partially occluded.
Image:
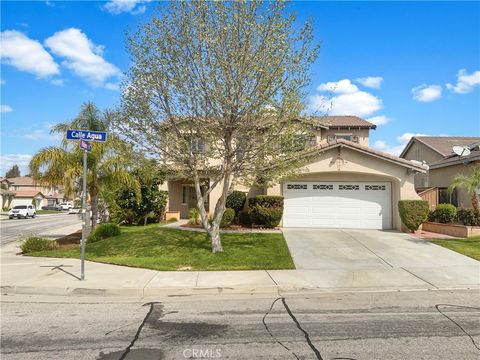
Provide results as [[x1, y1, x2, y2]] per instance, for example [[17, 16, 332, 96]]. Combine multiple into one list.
[[335, 134, 353, 141], [287, 184, 307, 190], [292, 134, 316, 151], [191, 138, 205, 153], [339, 184, 359, 190], [438, 188, 458, 207], [313, 184, 333, 190], [365, 185, 386, 191], [327, 134, 360, 143]]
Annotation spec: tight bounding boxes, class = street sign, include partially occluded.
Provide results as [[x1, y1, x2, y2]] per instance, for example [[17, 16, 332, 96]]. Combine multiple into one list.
[[79, 139, 92, 152], [66, 129, 107, 142]]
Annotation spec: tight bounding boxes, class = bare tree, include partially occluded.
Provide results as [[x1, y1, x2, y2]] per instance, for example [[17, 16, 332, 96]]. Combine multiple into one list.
[[117, 1, 318, 252]]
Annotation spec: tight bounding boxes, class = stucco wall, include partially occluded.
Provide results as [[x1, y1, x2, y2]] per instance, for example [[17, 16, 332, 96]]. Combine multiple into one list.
[[401, 141, 443, 189], [317, 128, 370, 147], [429, 163, 478, 208]]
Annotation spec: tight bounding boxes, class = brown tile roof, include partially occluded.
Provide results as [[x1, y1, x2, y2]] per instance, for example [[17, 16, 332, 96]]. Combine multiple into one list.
[[304, 116, 376, 129], [429, 149, 480, 169], [411, 136, 480, 157], [6, 176, 36, 186], [14, 190, 45, 198], [304, 138, 428, 171]]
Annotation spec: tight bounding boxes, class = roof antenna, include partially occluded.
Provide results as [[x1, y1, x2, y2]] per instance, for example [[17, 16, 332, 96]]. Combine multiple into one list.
[[452, 145, 471, 158]]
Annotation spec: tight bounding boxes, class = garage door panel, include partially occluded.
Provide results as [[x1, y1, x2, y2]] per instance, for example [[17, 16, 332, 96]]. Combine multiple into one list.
[[283, 181, 392, 229]]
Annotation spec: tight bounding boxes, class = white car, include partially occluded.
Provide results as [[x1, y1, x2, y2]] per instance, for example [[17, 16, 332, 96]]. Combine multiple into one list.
[[9, 205, 36, 219], [58, 203, 73, 211]]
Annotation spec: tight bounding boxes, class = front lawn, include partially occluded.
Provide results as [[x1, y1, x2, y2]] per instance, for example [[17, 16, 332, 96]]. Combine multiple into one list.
[[26, 224, 295, 271], [36, 210, 63, 215], [430, 236, 480, 261]]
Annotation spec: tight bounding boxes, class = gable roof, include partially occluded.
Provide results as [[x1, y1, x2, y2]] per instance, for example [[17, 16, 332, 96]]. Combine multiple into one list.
[[400, 136, 480, 158], [6, 176, 36, 186], [14, 190, 45, 198], [429, 147, 480, 169], [303, 116, 376, 129], [305, 138, 428, 172]]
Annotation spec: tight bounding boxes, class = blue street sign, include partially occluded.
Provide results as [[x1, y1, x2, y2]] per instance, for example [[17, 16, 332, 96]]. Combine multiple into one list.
[[66, 129, 107, 142], [79, 139, 92, 152]]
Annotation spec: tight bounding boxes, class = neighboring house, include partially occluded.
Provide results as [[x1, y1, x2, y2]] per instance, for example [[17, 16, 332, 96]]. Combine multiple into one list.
[[161, 116, 427, 230], [0, 179, 15, 210], [400, 136, 480, 209], [0, 176, 67, 210]]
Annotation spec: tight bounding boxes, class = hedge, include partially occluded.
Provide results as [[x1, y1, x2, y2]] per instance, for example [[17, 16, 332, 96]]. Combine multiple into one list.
[[429, 203, 457, 224], [220, 208, 235, 227], [226, 191, 246, 214], [398, 200, 429, 232], [248, 195, 284, 208], [249, 205, 283, 228], [87, 223, 121, 243]]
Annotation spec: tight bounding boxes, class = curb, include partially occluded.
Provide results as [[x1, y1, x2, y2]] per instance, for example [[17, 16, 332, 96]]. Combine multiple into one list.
[[3, 284, 477, 298]]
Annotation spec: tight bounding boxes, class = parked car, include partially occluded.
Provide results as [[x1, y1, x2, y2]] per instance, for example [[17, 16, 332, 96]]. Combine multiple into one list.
[[9, 205, 36, 219], [41, 205, 61, 211], [68, 207, 81, 214], [58, 203, 73, 211]]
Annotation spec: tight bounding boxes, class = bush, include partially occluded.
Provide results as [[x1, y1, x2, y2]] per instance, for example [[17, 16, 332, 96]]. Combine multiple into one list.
[[238, 210, 252, 226], [457, 208, 480, 226], [220, 208, 235, 228], [250, 205, 283, 228], [20, 236, 59, 253], [398, 200, 429, 232], [429, 203, 457, 224], [248, 195, 284, 208], [188, 207, 200, 225], [226, 191, 246, 213], [87, 223, 121, 243]]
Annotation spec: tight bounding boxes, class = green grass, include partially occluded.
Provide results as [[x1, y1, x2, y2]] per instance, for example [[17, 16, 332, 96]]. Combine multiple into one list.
[[431, 236, 480, 261], [26, 224, 295, 271], [36, 210, 62, 215]]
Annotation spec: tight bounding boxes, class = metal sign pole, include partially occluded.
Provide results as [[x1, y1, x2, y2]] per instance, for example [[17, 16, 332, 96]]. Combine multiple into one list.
[[81, 148, 87, 280]]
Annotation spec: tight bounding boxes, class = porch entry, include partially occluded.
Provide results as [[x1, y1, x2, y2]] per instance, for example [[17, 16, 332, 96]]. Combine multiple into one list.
[[181, 183, 209, 218]]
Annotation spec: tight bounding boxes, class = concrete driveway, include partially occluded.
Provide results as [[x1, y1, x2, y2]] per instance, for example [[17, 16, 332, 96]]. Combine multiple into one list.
[[279, 228, 480, 290]]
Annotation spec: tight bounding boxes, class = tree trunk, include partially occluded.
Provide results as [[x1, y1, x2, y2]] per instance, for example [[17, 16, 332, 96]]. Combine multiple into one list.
[[209, 223, 223, 253], [144, 215, 148, 226], [472, 192, 480, 217], [91, 194, 99, 229]]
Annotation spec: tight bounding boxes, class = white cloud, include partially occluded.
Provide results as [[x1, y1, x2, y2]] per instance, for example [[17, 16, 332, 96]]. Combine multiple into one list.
[[104, 0, 151, 15], [1, 105, 13, 113], [105, 82, 120, 91], [0, 154, 32, 176], [45, 28, 120, 88], [310, 90, 382, 117], [367, 115, 390, 126], [0, 30, 60, 78], [411, 84, 442, 102], [50, 79, 64, 86], [316, 79, 358, 94], [356, 76, 383, 89], [396, 132, 429, 143], [446, 69, 480, 94]]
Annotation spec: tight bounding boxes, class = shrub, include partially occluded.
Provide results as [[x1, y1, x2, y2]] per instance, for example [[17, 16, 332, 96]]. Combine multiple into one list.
[[238, 210, 252, 226], [250, 205, 283, 228], [220, 208, 235, 228], [188, 207, 200, 225], [398, 200, 429, 232], [457, 208, 480, 226], [87, 223, 121, 243], [226, 191, 246, 214], [20, 236, 59, 253], [248, 195, 284, 208], [429, 203, 457, 224]]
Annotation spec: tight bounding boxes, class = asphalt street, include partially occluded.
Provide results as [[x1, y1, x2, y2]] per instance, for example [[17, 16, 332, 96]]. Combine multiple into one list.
[[0, 213, 82, 246], [1, 290, 479, 360]]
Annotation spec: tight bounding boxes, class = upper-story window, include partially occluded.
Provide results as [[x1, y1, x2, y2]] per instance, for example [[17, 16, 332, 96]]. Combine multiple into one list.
[[293, 134, 316, 151], [191, 138, 206, 153], [328, 134, 359, 143]]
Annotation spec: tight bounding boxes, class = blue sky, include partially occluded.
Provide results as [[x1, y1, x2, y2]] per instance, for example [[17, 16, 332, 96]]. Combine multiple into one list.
[[1, 1, 479, 175]]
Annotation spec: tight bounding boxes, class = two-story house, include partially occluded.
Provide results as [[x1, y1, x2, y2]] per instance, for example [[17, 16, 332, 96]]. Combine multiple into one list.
[[400, 136, 480, 209], [161, 116, 426, 230], [0, 176, 67, 210]]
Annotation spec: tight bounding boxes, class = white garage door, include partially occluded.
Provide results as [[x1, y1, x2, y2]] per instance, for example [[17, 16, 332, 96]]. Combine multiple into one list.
[[283, 181, 392, 229]]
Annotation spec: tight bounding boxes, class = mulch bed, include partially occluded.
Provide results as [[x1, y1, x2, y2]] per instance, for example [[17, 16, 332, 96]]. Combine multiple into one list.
[[180, 223, 279, 231], [56, 230, 82, 246]]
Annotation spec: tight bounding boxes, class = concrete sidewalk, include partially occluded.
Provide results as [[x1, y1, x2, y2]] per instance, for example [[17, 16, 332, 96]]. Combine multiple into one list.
[[2, 240, 478, 298]]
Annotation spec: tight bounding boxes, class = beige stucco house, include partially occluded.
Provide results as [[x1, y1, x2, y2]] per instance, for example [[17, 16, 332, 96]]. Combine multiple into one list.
[[161, 116, 427, 230], [400, 136, 480, 208], [0, 176, 67, 210]]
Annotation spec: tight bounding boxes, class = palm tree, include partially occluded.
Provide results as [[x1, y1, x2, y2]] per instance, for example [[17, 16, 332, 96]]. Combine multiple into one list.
[[449, 165, 480, 217], [30, 102, 139, 229]]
